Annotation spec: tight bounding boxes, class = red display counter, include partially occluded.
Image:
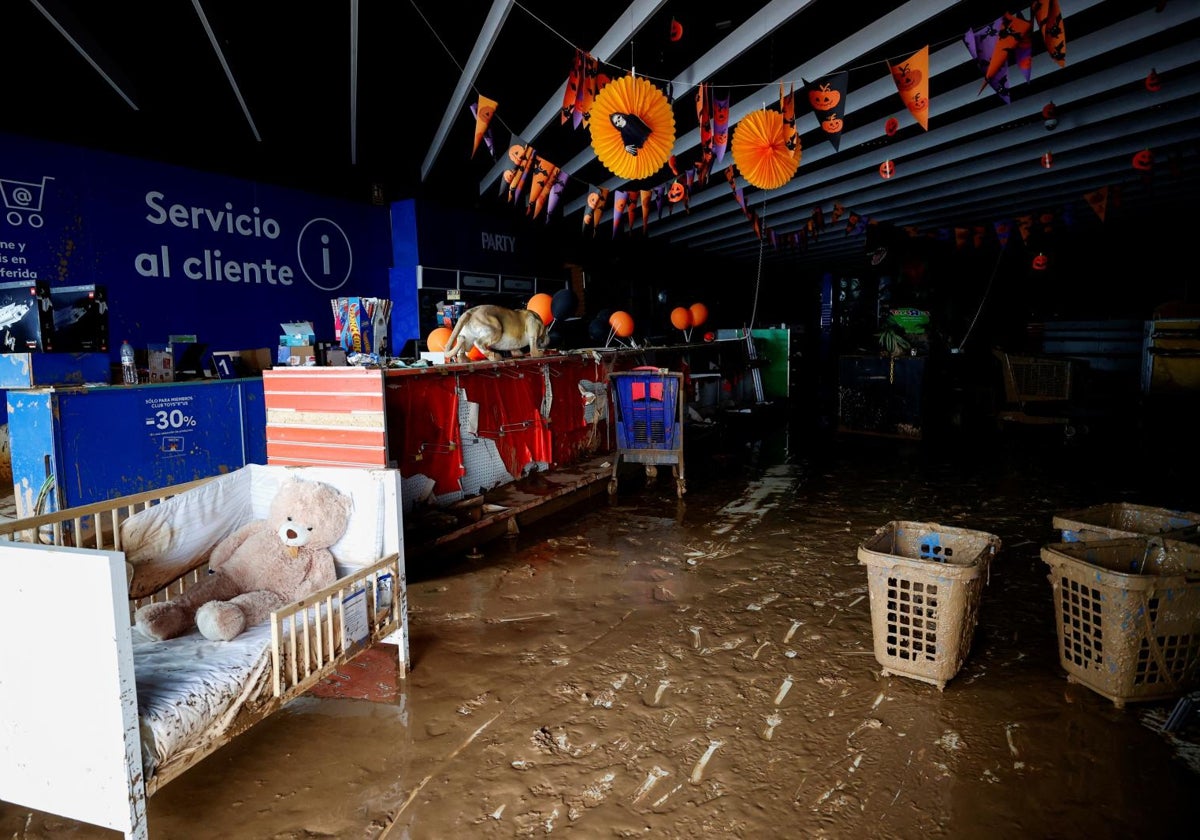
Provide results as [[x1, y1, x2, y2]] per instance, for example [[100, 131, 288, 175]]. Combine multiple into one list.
[[262, 351, 641, 498]]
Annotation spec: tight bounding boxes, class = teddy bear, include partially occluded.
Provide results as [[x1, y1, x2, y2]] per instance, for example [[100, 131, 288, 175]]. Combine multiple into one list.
[[134, 476, 353, 642]]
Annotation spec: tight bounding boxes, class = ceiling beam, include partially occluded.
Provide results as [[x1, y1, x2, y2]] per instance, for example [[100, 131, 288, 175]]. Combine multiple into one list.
[[350, 0, 359, 164], [191, 0, 260, 141], [422, 0, 514, 182], [27, 0, 138, 110]]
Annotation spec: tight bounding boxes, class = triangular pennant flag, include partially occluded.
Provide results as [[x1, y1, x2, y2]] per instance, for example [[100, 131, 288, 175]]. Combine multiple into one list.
[[470, 96, 499, 159], [845, 212, 860, 235], [696, 83, 713, 149], [611, 190, 627, 237], [712, 92, 731, 164], [1032, 0, 1067, 67], [1016, 214, 1034, 242], [561, 50, 585, 125], [652, 184, 664, 219], [983, 14, 1032, 90], [470, 97, 498, 159], [780, 83, 800, 156], [973, 225, 987, 249], [529, 160, 560, 220], [994, 219, 1013, 248], [545, 169, 569, 220], [640, 190, 652, 232], [684, 170, 693, 211], [500, 140, 533, 203], [576, 54, 602, 129], [831, 202, 845, 223], [889, 46, 930, 130], [964, 19, 1011, 104], [804, 72, 849, 151], [955, 227, 970, 249], [524, 156, 550, 215]]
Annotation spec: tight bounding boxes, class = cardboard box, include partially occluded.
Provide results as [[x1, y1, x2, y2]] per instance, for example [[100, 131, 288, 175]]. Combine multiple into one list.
[[211, 347, 274, 378], [277, 344, 316, 366], [49, 283, 109, 352], [0, 280, 55, 352]]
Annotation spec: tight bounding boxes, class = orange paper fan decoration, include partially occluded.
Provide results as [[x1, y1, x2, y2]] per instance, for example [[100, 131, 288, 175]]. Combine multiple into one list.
[[589, 75, 676, 181], [730, 109, 801, 190]]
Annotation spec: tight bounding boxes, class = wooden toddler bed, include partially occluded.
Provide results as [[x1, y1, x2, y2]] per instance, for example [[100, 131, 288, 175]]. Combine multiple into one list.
[[0, 463, 409, 840]]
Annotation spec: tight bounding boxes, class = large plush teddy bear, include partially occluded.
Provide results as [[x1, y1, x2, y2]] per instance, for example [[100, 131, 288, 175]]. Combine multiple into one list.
[[134, 476, 353, 642]]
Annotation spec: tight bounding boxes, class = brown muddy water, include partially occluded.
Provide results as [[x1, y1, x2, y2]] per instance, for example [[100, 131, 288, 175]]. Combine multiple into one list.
[[3, 414, 1198, 839]]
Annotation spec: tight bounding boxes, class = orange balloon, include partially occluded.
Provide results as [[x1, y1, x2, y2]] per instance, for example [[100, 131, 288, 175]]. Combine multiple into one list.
[[467, 345, 488, 361], [427, 327, 452, 352], [670, 306, 693, 330], [689, 303, 708, 327], [610, 310, 635, 338], [527, 293, 553, 325]]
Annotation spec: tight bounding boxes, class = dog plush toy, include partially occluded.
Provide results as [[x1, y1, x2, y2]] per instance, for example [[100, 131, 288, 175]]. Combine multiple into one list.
[[134, 476, 353, 642]]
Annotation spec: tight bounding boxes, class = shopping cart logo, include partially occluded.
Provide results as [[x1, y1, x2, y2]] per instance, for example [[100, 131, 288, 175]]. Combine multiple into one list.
[[1, 175, 55, 228]]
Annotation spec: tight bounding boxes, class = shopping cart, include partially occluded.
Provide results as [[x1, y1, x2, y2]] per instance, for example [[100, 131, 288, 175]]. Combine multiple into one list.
[[992, 348, 1083, 437], [607, 368, 685, 498], [0, 175, 54, 228]]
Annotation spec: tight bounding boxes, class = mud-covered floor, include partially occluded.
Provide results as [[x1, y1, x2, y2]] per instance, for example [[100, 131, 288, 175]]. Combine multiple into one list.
[[3, 407, 1199, 839]]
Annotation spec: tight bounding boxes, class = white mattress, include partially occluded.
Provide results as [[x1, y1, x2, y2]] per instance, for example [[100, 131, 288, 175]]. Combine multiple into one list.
[[132, 623, 272, 778]]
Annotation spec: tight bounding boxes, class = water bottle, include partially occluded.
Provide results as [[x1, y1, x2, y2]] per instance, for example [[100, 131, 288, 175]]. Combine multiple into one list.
[[120, 340, 138, 385]]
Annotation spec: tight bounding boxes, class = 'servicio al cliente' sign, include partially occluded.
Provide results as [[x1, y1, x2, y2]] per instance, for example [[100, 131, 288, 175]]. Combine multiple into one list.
[[0, 130, 392, 356]]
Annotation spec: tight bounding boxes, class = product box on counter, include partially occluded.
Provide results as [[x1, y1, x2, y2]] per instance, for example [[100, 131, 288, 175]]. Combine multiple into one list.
[[49, 283, 109, 352], [147, 341, 210, 382], [277, 344, 316, 366], [279, 321, 316, 346], [0, 280, 55, 353]]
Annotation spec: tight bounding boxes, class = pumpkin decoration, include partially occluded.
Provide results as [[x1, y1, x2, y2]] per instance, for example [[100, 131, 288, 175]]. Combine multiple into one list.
[[1145, 68, 1161, 92], [1132, 149, 1154, 171], [669, 17, 683, 42], [589, 75, 676, 181], [808, 83, 840, 112], [731, 109, 801, 190], [667, 180, 686, 203], [1032, 253, 1049, 271], [821, 114, 844, 134], [885, 117, 899, 137], [1041, 151, 1054, 169], [1042, 102, 1058, 130], [879, 160, 896, 179]]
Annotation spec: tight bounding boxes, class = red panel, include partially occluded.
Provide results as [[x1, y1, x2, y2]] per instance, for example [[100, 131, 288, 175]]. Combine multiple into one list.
[[265, 439, 387, 467], [266, 426, 386, 446], [264, 391, 384, 412]]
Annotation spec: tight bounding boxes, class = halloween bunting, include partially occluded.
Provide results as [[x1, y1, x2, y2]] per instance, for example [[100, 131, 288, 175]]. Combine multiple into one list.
[[712, 92, 731, 164]]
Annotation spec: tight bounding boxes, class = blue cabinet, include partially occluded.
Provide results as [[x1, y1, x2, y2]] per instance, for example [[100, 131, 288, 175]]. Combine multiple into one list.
[[6, 378, 266, 516]]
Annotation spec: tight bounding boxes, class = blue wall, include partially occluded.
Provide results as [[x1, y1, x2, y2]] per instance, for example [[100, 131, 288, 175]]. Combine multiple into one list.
[[0, 130, 396, 357]]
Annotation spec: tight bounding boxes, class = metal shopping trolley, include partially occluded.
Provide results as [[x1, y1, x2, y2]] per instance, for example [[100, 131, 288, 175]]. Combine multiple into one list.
[[992, 348, 1083, 437], [0, 175, 54, 228], [608, 368, 685, 498]]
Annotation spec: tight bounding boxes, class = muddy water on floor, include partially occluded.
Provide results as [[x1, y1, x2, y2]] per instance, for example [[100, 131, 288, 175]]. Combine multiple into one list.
[[4, 421, 1198, 839]]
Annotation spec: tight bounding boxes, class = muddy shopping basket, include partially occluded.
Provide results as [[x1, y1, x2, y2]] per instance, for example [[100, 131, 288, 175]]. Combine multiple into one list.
[[1051, 502, 1200, 543], [608, 369, 685, 498], [859, 521, 1002, 690], [1041, 536, 1200, 707]]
